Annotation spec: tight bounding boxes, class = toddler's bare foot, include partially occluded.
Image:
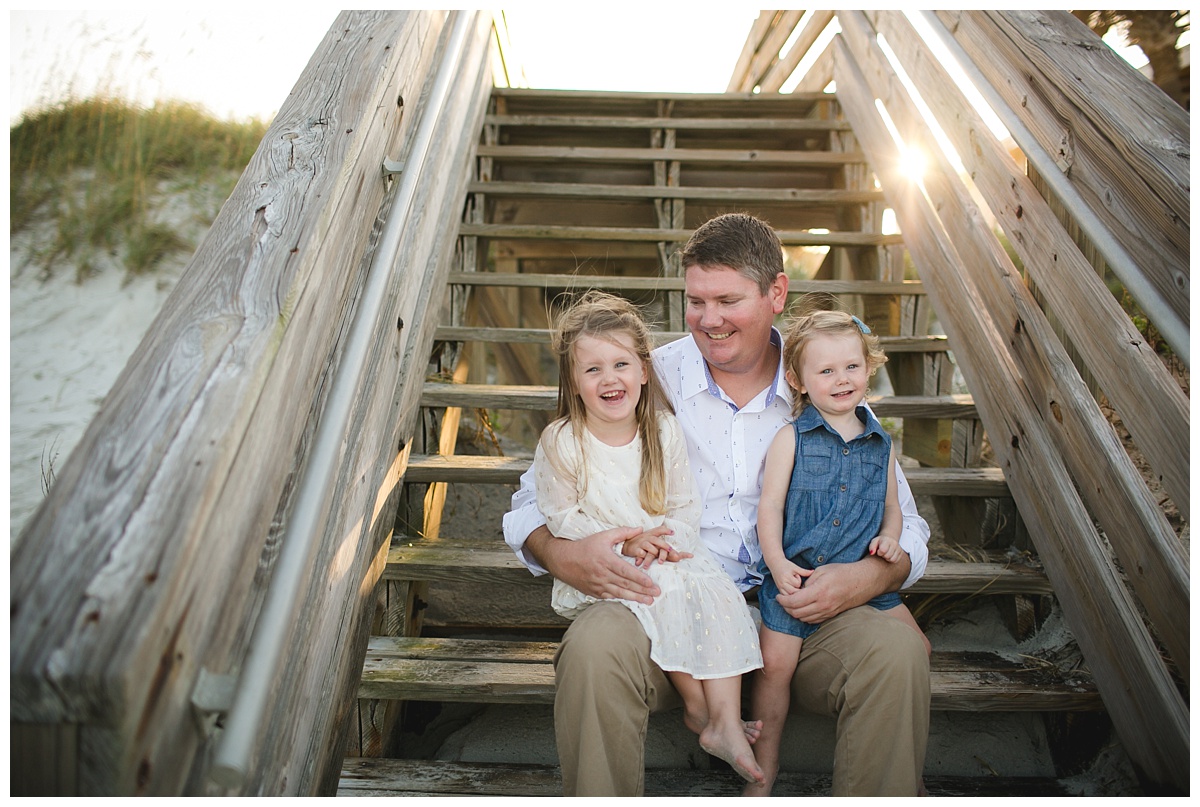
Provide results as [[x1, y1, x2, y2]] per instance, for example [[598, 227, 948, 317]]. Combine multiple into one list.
[[742, 776, 774, 797], [743, 718, 762, 745], [682, 705, 709, 736], [700, 720, 764, 785]]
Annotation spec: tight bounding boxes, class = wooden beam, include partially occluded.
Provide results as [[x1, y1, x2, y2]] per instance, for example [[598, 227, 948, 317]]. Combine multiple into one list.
[[457, 223, 902, 247], [434, 326, 949, 353], [484, 114, 851, 130], [467, 181, 883, 204], [935, 11, 1189, 335], [835, 23, 1187, 789], [476, 144, 862, 165], [870, 12, 1188, 524], [761, 11, 838, 92]]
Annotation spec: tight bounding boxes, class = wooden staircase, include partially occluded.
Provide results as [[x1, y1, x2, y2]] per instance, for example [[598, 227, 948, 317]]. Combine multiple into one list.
[[337, 88, 1111, 796]]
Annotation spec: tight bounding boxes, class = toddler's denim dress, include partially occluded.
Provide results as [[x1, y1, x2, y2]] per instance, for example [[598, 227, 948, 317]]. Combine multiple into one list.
[[759, 404, 901, 638]]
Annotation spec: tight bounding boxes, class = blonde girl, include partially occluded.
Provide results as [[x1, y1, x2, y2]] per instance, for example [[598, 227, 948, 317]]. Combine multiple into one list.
[[533, 290, 764, 784], [745, 300, 930, 796]]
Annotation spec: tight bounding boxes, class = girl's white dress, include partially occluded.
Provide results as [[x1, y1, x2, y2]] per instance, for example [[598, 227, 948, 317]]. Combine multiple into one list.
[[534, 412, 762, 679]]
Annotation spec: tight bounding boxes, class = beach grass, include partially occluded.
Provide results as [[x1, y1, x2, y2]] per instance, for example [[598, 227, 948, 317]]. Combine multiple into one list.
[[10, 96, 268, 279]]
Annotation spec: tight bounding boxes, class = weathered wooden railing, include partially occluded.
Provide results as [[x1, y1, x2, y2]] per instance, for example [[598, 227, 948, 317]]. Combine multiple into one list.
[[730, 10, 1188, 791], [11, 10, 493, 795]]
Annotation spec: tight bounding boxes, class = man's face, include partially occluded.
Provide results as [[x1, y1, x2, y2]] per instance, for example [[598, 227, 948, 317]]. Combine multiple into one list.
[[684, 264, 787, 377]]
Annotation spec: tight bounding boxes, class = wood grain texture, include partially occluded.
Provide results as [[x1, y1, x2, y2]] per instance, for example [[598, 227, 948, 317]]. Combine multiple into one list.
[[383, 538, 1053, 595], [936, 10, 1188, 330], [401, 452, 1009, 495], [337, 758, 1073, 797], [356, 636, 1099, 710], [10, 10, 493, 796], [835, 19, 1187, 788]]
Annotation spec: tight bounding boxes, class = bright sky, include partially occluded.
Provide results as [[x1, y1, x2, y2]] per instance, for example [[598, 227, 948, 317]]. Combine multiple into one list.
[[9, 9, 759, 125]]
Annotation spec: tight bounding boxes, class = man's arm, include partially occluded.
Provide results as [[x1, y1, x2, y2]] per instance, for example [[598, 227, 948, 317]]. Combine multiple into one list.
[[775, 460, 928, 623], [502, 464, 664, 603]]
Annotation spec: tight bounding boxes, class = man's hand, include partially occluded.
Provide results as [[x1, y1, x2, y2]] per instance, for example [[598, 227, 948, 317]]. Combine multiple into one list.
[[526, 524, 673, 605], [775, 554, 909, 624]]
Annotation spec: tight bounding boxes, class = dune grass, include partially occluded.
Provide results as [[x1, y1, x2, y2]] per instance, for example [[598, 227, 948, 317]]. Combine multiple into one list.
[[10, 96, 268, 279]]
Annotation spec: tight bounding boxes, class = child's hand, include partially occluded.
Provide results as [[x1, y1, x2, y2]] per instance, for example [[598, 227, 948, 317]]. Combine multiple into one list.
[[622, 530, 693, 567], [868, 535, 904, 564], [768, 558, 812, 595]]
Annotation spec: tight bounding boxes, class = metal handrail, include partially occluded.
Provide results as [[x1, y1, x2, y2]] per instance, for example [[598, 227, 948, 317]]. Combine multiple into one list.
[[209, 11, 477, 787]]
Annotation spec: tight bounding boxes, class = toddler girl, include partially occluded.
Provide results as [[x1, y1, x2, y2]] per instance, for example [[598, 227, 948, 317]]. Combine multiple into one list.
[[746, 303, 929, 796]]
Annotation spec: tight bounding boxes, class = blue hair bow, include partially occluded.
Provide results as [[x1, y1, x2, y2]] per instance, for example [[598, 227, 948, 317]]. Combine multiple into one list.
[[851, 315, 871, 335]]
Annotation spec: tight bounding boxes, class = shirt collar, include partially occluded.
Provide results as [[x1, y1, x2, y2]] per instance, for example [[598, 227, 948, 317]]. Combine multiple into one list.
[[680, 327, 790, 409]]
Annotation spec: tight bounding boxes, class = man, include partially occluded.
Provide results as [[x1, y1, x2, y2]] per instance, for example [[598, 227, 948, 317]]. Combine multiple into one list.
[[504, 213, 930, 795]]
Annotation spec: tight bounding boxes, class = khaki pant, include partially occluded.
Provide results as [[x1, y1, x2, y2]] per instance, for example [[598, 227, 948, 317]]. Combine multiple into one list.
[[553, 601, 929, 796]]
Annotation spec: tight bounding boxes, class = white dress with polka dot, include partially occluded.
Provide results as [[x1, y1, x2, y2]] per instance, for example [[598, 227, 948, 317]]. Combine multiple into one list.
[[534, 412, 762, 679]]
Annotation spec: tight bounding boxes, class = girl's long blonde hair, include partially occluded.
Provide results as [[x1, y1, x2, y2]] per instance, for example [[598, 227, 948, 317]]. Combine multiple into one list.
[[782, 294, 887, 418], [549, 290, 673, 515]]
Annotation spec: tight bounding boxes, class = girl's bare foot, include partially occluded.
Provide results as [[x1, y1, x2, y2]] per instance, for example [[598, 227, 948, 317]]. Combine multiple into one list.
[[743, 718, 763, 745], [700, 720, 765, 785], [742, 776, 775, 797]]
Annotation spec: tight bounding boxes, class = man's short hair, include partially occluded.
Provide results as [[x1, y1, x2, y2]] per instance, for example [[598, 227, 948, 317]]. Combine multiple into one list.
[[680, 213, 785, 294]]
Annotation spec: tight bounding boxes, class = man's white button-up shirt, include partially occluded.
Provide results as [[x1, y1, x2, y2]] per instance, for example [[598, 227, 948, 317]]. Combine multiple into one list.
[[503, 329, 930, 591]]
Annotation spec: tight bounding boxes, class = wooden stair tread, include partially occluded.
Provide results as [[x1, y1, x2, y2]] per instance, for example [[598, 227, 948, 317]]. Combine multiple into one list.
[[383, 538, 1053, 596], [444, 271, 923, 294], [477, 144, 862, 166], [485, 113, 853, 131], [435, 326, 948, 352], [458, 223, 902, 246], [337, 758, 1074, 797], [403, 454, 1011, 496], [421, 382, 976, 418], [468, 180, 883, 204], [358, 636, 1101, 711]]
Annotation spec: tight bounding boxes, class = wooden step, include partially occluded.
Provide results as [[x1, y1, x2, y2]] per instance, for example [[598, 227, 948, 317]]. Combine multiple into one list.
[[444, 271, 922, 294], [403, 454, 1011, 496], [421, 383, 976, 418], [477, 144, 862, 166], [358, 636, 1101, 711], [484, 113, 853, 132], [383, 538, 1054, 596], [458, 223, 902, 247], [434, 326, 949, 353], [468, 181, 883, 205], [338, 758, 1074, 797]]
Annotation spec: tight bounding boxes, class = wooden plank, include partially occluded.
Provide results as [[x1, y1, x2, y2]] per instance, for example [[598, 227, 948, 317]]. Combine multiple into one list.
[[467, 181, 883, 204], [445, 272, 921, 292], [485, 114, 851, 131], [835, 21, 1188, 789], [727, 10, 783, 92], [851, 7, 1188, 670], [761, 11, 838, 93], [357, 637, 1099, 710], [435, 326, 949, 353], [338, 758, 1073, 797], [477, 144, 863, 165], [870, 13, 1189, 523], [420, 382, 976, 419], [401, 453, 1009, 495], [384, 539, 1053, 596], [493, 87, 832, 105], [742, 10, 806, 91], [458, 223, 903, 247], [935, 11, 1188, 333]]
